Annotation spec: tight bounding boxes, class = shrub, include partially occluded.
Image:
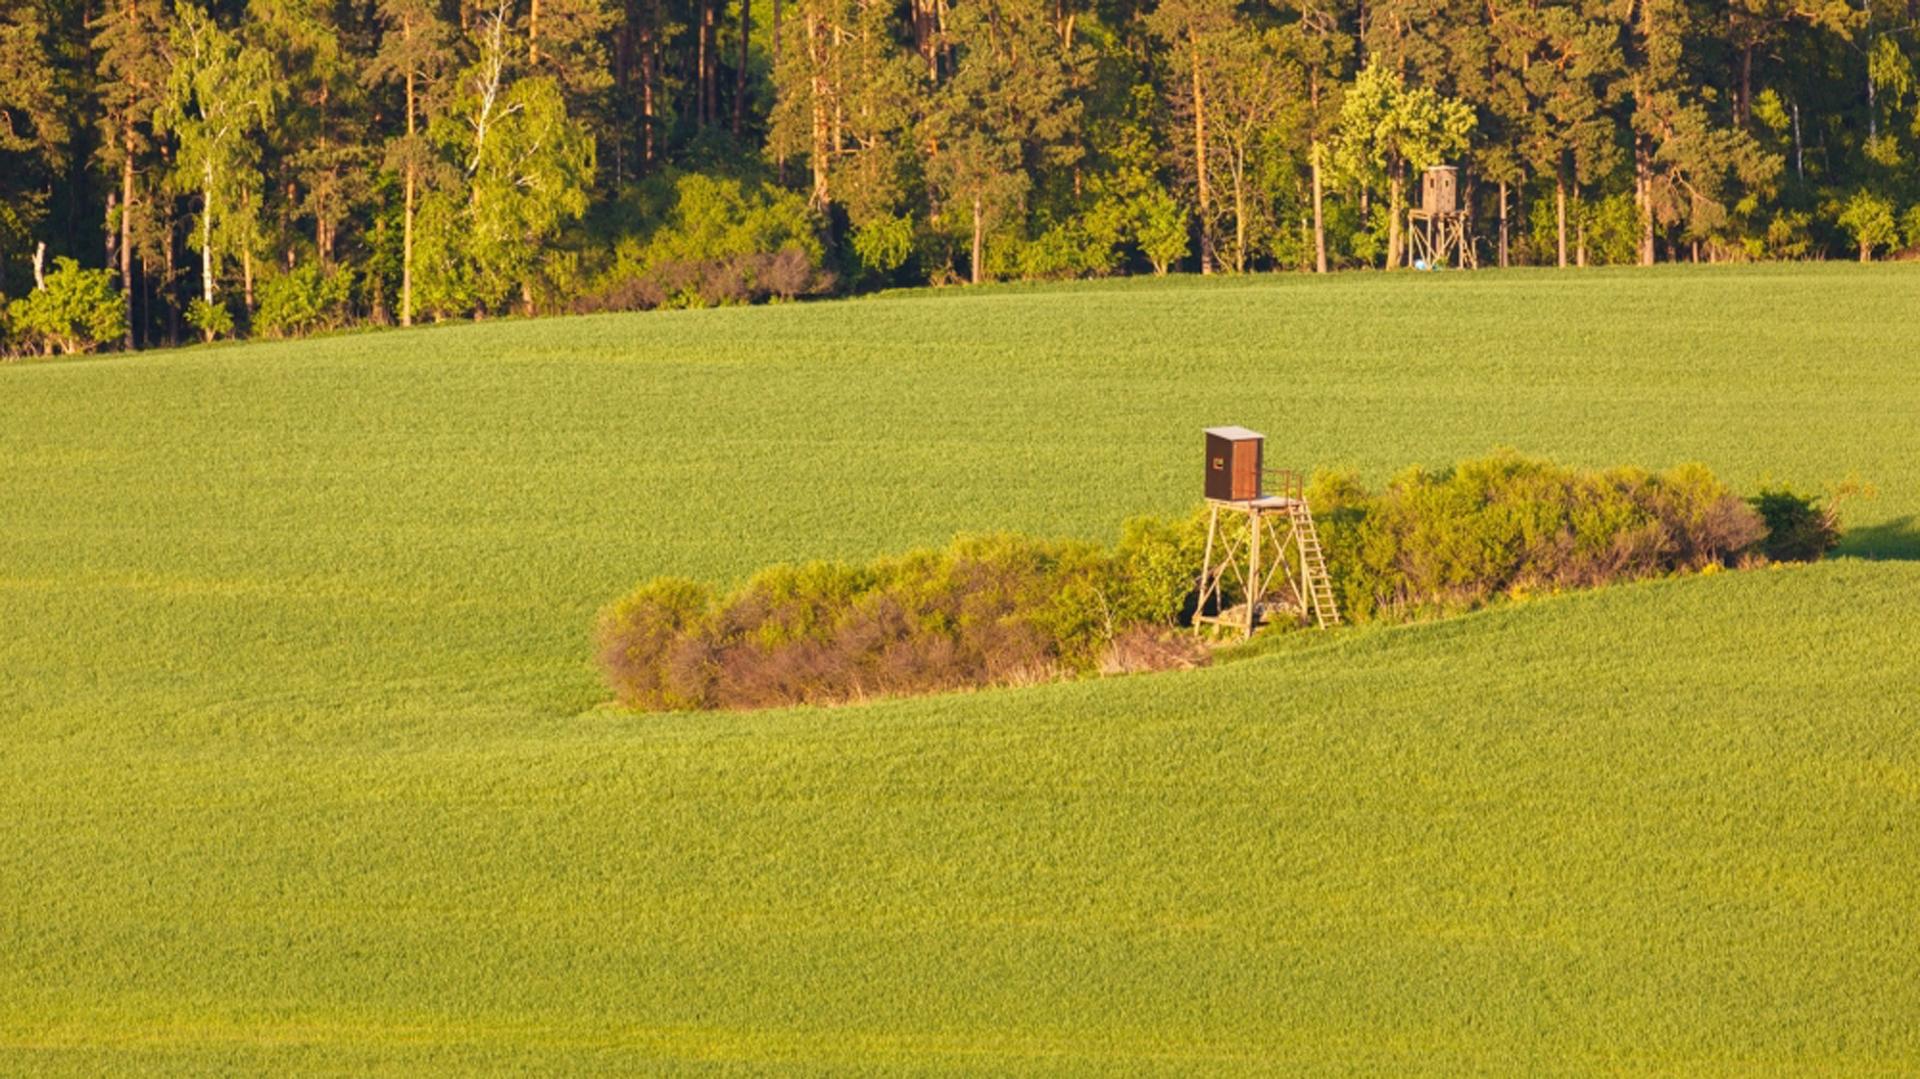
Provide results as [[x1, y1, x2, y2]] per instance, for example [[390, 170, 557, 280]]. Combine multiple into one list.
[[598, 453, 1827, 712], [4, 258, 126, 356], [1133, 188, 1190, 274], [255, 264, 354, 338], [851, 214, 914, 278], [582, 172, 833, 311], [186, 297, 235, 342], [1308, 452, 1768, 622], [1837, 190, 1900, 261], [597, 531, 1204, 712], [597, 578, 715, 711], [1748, 487, 1841, 562]]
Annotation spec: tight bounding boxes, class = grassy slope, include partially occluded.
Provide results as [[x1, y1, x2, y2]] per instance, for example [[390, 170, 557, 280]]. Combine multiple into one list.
[[2, 265, 1917, 1070]]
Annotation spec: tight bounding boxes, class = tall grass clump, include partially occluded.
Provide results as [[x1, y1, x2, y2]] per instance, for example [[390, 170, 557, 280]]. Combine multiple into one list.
[[598, 531, 1207, 712]]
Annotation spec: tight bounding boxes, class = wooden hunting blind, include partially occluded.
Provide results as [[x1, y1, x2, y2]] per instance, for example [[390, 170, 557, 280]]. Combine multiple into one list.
[[1205, 426, 1264, 502], [1195, 426, 1342, 637], [1421, 165, 1460, 214], [1408, 164, 1476, 269]]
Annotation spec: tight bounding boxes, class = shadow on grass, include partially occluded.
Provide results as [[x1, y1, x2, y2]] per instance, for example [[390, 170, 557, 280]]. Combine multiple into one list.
[[1837, 516, 1920, 560]]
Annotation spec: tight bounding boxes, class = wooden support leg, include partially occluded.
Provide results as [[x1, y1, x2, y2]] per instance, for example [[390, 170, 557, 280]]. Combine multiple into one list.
[[1195, 503, 1220, 632], [1245, 508, 1260, 638]]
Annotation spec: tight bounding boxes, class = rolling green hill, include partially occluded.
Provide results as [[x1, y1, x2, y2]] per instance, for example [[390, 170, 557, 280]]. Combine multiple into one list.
[[3, 265, 1918, 1071]]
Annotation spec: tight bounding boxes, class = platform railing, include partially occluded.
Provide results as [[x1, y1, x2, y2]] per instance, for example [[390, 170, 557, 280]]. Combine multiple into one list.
[[1262, 467, 1304, 503]]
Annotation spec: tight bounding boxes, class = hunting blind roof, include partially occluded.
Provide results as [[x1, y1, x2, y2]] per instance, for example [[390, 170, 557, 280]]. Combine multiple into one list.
[[1205, 425, 1264, 441]]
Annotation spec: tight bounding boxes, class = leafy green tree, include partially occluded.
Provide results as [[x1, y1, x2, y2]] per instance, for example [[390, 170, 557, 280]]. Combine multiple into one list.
[[1275, 0, 1354, 272], [1493, 0, 1622, 267], [423, 0, 594, 315], [1837, 189, 1899, 259], [156, 4, 277, 338], [254, 262, 355, 336], [524, 0, 614, 166], [1082, 85, 1189, 274], [1334, 61, 1474, 269], [6, 257, 128, 355], [1207, 25, 1304, 272]]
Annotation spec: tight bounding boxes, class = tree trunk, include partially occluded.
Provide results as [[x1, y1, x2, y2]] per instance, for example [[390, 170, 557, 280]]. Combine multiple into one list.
[[1860, 241, 1872, 262], [120, 126, 136, 348], [164, 213, 178, 346], [910, 0, 930, 76], [201, 160, 217, 312], [642, 24, 657, 164], [805, 11, 829, 207], [970, 194, 984, 284], [402, 31, 417, 328], [1386, 167, 1403, 269], [734, 0, 750, 136], [1232, 151, 1247, 273], [1555, 169, 1568, 268], [1791, 99, 1803, 179], [701, 1, 718, 126], [1739, 43, 1753, 126], [1866, 29, 1877, 138], [1497, 179, 1509, 268], [1634, 135, 1654, 266], [1188, 29, 1211, 275], [1311, 142, 1327, 274], [1576, 216, 1587, 267], [530, 0, 541, 63], [696, 2, 709, 126], [317, 84, 333, 266]]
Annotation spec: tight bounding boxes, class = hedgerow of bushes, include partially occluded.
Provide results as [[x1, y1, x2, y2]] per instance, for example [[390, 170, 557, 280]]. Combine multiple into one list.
[[597, 530, 1207, 712], [1307, 452, 1787, 622], [568, 173, 835, 313], [598, 452, 1843, 713]]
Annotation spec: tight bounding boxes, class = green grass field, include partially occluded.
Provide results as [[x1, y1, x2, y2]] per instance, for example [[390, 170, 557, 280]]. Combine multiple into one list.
[[3, 265, 1918, 1071]]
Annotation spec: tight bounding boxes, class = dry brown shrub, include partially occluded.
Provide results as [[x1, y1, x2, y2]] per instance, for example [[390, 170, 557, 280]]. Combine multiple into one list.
[[1099, 626, 1211, 676]]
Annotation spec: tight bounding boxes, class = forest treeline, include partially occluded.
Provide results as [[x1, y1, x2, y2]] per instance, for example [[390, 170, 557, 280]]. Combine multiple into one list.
[[2, 0, 1918, 354]]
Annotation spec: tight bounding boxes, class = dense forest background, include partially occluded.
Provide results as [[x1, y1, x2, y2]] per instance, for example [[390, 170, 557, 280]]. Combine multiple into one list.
[[2, 0, 1917, 352]]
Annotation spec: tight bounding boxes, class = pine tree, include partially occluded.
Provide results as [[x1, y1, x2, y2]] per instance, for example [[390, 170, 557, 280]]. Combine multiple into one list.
[[923, 0, 1081, 282], [0, 0, 67, 298], [368, 0, 457, 325], [1209, 23, 1303, 272], [248, 0, 375, 272], [1618, 0, 1779, 262], [91, 0, 170, 345], [1277, 0, 1356, 272]]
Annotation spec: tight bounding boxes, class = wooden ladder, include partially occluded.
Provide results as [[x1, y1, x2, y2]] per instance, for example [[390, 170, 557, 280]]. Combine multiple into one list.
[[1289, 501, 1343, 628]]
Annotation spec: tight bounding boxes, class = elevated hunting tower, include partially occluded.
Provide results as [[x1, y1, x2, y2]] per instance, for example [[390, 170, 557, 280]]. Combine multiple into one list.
[[1194, 427, 1342, 637], [1408, 165, 1477, 269]]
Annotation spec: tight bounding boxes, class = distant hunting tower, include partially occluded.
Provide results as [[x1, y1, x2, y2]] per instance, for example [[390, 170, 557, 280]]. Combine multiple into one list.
[[1194, 427, 1342, 637], [1408, 165, 1476, 269]]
